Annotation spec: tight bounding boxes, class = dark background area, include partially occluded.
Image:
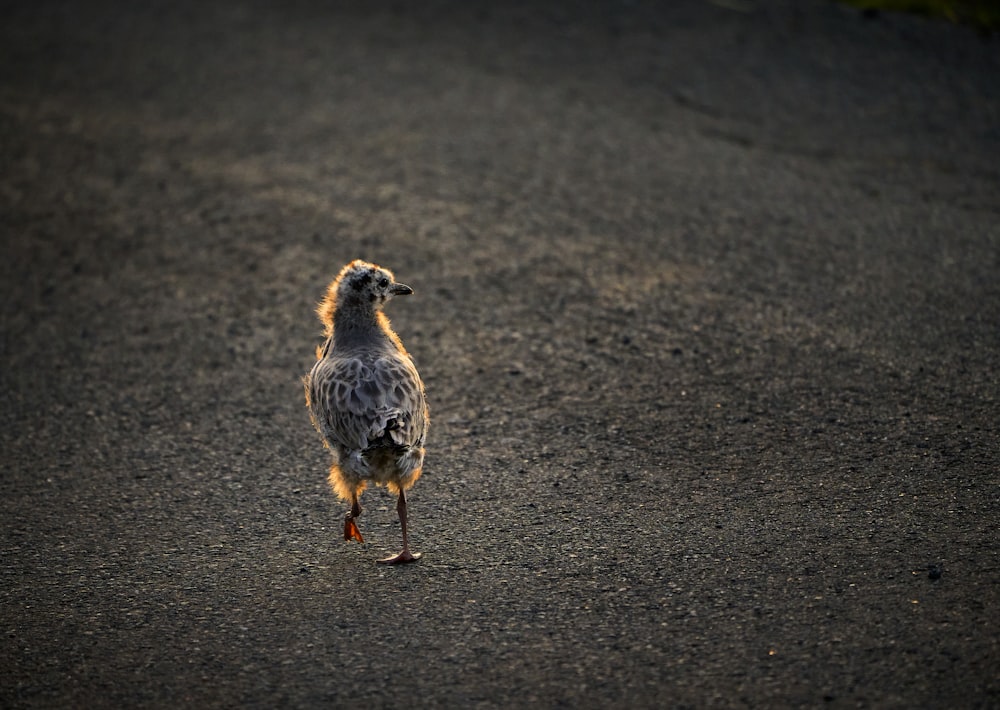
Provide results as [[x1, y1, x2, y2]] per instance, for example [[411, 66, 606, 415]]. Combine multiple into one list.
[[2, 0, 998, 706]]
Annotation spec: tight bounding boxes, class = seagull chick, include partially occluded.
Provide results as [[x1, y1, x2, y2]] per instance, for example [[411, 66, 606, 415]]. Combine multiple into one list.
[[304, 260, 429, 564]]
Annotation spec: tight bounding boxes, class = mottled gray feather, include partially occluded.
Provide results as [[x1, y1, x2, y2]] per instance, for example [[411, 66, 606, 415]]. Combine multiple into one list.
[[309, 350, 427, 455]]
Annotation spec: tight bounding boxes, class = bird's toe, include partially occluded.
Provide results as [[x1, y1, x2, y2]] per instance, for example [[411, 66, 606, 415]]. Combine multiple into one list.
[[376, 550, 422, 565], [344, 517, 365, 543]]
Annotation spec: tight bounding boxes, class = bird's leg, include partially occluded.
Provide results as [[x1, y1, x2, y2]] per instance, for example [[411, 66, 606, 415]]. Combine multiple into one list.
[[377, 488, 422, 564], [344, 490, 364, 543]]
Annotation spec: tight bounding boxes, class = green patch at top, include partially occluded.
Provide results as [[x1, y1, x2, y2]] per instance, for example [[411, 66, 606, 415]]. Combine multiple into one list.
[[838, 0, 1000, 30]]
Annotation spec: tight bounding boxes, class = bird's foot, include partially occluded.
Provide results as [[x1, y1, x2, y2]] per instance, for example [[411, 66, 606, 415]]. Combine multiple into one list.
[[344, 516, 365, 543], [376, 550, 422, 565]]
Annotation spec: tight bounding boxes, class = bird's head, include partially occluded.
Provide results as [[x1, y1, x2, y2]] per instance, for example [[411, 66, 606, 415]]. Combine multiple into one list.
[[318, 259, 413, 330]]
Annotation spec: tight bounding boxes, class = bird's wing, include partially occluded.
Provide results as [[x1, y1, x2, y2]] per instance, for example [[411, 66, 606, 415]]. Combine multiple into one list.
[[309, 353, 426, 452]]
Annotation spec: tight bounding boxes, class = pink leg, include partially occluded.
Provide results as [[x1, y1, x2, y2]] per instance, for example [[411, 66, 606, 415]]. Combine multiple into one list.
[[377, 489, 422, 564]]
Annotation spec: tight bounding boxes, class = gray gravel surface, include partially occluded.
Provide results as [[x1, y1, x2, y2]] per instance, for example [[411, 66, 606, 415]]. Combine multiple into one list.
[[2, 0, 998, 707]]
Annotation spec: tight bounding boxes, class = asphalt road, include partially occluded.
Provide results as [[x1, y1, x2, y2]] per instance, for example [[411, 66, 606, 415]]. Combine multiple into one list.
[[2, 0, 998, 707]]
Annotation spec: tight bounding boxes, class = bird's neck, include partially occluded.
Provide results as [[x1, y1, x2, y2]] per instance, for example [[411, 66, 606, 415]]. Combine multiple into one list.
[[332, 306, 394, 350]]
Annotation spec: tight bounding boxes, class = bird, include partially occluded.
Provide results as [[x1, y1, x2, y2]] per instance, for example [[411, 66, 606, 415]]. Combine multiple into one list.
[[304, 260, 429, 564]]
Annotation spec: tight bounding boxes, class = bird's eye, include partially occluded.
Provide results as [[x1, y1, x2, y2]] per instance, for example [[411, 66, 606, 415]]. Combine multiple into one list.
[[378, 277, 389, 288]]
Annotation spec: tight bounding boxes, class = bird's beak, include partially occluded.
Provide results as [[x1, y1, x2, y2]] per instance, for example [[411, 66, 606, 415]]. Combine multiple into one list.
[[391, 282, 413, 296]]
